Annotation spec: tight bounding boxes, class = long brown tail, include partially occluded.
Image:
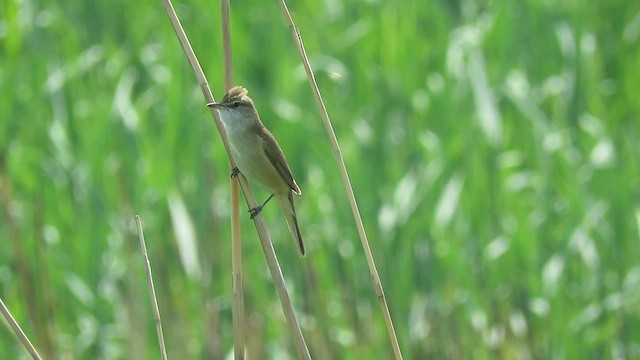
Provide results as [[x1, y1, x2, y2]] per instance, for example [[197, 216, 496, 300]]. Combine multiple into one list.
[[277, 192, 305, 256]]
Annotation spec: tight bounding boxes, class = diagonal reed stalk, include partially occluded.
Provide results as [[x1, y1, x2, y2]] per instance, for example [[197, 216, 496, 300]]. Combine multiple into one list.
[[274, 1, 404, 359], [218, 0, 246, 358], [159, 1, 311, 358], [0, 297, 43, 360], [134, 215, 168, 360]]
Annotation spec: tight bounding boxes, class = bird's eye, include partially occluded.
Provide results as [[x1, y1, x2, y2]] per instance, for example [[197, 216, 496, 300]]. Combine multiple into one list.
[[231, 102, 241, 108]]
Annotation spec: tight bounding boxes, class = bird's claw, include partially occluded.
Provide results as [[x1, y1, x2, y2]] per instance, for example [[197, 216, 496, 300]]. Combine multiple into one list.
[[248, 205, 263, 219], [230, 167, 240, 178]]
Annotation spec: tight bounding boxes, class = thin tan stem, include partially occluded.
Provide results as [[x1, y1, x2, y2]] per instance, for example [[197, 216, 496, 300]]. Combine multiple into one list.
[[218, 0, 245, 358], [230, 178, 245, 360], [275, 1, 404, 359], [0, 298, 43, 360], [159, 1, 311, 358], [135, 215, 168, 360], [220, 0, 234, 89]]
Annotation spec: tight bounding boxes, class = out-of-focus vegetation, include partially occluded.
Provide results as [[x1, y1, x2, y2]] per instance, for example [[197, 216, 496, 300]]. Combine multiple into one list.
[[2, 0, 640, 358]]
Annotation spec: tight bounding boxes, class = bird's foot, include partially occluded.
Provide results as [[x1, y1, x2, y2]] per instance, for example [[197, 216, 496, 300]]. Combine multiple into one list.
[[248, 194, 274, 219], [230, 167, 240, 178], [248, 205, 263, 219]]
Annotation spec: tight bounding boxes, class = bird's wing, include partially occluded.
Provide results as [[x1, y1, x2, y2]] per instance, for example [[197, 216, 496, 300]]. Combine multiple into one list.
[[258, 128, 301, 195]]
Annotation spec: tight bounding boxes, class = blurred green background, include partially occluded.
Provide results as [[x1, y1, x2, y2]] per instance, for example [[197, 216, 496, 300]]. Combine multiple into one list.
[[2, 0, 640, 358]]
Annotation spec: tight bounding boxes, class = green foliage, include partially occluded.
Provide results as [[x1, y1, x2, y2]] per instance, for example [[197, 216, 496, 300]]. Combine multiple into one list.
[[1, 0, 640, 358]]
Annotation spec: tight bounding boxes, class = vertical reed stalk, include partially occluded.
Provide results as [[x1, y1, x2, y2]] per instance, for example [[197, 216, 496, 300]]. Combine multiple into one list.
[[218, 0, 246, 357]]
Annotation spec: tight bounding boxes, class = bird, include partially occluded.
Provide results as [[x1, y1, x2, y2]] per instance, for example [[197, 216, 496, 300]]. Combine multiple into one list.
[[207, 86, 305, 256]]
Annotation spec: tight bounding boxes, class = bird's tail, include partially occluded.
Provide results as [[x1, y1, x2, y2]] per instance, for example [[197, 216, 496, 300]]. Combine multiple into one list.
[[277, 192, 305, 256]]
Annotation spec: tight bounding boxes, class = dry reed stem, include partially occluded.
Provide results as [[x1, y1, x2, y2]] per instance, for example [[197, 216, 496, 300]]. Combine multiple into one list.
[[230, 178, 245, 360], [159, 1, 311, 358], [275, 1, 404, 359], [135, 215, 168, 360], [0, 298, 43, 360], [218, 0, 246, 357]]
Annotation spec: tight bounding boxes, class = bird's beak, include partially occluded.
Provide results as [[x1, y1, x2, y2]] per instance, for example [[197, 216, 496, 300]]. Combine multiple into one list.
[[206, 102, 223, 109]]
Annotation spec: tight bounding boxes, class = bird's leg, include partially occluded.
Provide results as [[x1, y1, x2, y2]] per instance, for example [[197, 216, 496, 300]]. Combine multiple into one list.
[[249, 194, 275, 219], [230, 166, 240, 178]]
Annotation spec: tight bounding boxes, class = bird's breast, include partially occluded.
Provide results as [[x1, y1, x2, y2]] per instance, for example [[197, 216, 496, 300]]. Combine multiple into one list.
[[226, 126, 287, 194]]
